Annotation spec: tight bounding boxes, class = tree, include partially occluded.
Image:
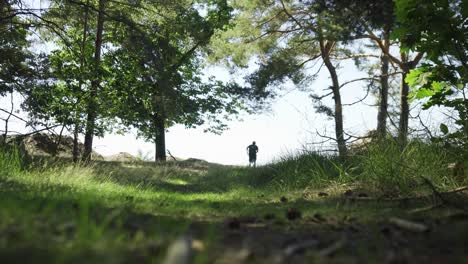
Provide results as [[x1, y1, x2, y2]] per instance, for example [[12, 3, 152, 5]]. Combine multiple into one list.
[[26, 0, 150, 161], [210, 0, 375, 160], [1, 0, 34, 144], [0, 0, 32, 96], [322, 0, 427, 146], [394, 0, 467, 156], [350, 4, 425, 147], [23, 0, 106, 161], [21, 0, 240, 162], [108, 0, 240, 161], [341, 0, 394, 138], [82, 0, 105, 161]]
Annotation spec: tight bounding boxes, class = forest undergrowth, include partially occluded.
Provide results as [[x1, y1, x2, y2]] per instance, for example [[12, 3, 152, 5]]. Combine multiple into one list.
[[0, 139, 467, 263]]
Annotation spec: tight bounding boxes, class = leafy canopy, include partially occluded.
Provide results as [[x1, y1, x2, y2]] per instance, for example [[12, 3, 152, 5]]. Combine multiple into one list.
[[394, 0, 467, 150]]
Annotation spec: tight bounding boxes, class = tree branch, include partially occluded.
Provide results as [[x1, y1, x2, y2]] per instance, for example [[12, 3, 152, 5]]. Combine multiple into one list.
[[331, 54, 379, 60], [339, 77, 379, 89], [279, 0, 304, 29], [362, 30, 405, 68], [0, 107, 28, 124], [343, 86, 371, 107]]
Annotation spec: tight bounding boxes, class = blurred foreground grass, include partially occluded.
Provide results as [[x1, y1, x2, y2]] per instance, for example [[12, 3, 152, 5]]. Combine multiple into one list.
[[0, 141, 467, 263]]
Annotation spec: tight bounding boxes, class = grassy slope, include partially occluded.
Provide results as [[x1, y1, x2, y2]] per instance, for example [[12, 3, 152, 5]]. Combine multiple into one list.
[[0, 144, 467, 263]]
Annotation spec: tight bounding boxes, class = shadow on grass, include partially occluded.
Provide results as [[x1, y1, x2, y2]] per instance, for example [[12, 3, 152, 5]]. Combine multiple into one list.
[[5, 173, 464, 224], [88, 160, 277, 195], [2, 177, 468, 264]]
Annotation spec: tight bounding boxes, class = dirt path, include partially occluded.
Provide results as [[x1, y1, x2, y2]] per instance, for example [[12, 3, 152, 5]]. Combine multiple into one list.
[[159, 206, 468, 264]]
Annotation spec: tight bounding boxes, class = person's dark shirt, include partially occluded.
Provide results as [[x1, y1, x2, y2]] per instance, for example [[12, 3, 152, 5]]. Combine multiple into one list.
[[247, 144, 258, 155]]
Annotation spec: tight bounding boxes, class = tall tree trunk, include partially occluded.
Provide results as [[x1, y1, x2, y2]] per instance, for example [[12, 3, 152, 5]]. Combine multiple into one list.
[[320, 39, 347, 160], [367, 30, 424, 148], [83, 0, 105, 161], [73, 0, 89, 163], [73, 1, 89, 163], [377, 29, 390, 138], [398, 53, 410, 149], [398, 52, 424, 149], [398, 68, 410, 149], [152, 72, 168, 162], [154, 115, 166, 162], [72, 122, 80, 163]]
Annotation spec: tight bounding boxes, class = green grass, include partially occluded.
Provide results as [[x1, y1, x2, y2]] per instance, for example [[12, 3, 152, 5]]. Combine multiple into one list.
[[0, 140, 466, 263], [351, 139, 464, 196]]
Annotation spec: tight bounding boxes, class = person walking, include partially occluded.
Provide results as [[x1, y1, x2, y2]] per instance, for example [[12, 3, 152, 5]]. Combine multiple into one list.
[[246, 141, 259, 167]]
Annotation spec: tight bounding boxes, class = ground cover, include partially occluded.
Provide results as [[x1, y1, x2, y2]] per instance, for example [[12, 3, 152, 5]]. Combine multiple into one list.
[[0, 144, 467, 263]]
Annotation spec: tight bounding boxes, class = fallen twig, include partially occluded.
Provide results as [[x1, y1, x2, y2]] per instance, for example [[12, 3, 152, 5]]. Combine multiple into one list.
[[273, 239, 319, 264], [389, 217, 429, 233], [345, 185, 468, 202], [318, 237, 347, 257], [443, 185, 468, 194], [421, 177, 467, 212], [283, 239, 319, 257], [409, 203, 444, 214]]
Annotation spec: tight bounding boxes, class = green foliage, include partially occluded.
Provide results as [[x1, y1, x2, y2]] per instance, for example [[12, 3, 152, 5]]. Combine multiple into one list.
[[395, 0, 468, 153], [106, 0, 243, 142], [22, 0, 115, 136], [354, 139, 454, 196], [16, 0, 241, 157], [440, 123, 449, 135], [0, 1, 33, 95]]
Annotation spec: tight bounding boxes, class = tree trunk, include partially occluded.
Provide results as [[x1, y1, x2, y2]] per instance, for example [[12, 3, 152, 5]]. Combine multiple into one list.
[[320, 39, 347, 160], [72, 122, 80, 163], [398, 69, 410, 149], [154, 115, 166, 162], [83, 0, 105, 161], [72, 124, 80, 163], [74, 0, 89, 163], [398, 51, 424, 149], [398, 52, 411, 149], [377, 29, 390, 138]]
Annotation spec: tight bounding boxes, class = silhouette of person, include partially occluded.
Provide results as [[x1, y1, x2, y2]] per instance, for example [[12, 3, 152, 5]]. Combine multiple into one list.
[[246, 141, 259, 167]]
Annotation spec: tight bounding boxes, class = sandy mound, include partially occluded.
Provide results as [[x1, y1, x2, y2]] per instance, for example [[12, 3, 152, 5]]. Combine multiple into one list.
[[6, 132, 103, 160], [105, 152, 138, 162]]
